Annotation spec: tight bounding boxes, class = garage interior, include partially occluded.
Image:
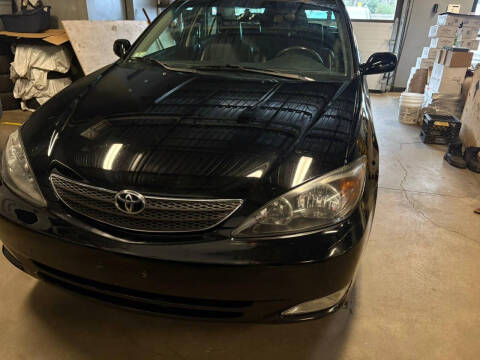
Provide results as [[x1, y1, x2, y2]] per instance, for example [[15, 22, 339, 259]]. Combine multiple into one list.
[[0, 0, 479, 359]]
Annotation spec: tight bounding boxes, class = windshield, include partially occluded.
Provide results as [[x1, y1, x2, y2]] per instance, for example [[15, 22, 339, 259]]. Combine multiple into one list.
[[130, 0, 353, 81]]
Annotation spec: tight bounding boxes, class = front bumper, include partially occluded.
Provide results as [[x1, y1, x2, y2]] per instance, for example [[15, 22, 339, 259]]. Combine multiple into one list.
[[0, 184, 372, 322]]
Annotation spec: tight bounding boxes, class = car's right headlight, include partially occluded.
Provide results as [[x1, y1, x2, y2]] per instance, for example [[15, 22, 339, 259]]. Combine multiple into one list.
[[2, 129, 46, 207], [232, 156, 367, 238]]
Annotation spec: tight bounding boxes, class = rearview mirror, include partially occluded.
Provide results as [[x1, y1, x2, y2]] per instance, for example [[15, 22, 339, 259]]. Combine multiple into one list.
[[360, 52, 397, 75], [113, 39, 132, 59]]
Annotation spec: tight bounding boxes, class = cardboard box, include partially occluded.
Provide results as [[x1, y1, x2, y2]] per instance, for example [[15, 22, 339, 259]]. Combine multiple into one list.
[[429, 25, 458, 38], [407, 67, 428, 93], [460, 65, 480, 147], [430, 37, 455, 48], [433, 49, 468, 65], [437, 13, 464, 26], [457, 39, 480, 50], [422, 47, 440, 59], [429, 63, 467, 94], [416, 57, 435, 69], [456, 26, 479, 41], [460, 15, 480, 28], [437, 13, 480, 28], [443, 51, 473, 67], [447, 4, 461, 14], [435, 49, 447, 64]]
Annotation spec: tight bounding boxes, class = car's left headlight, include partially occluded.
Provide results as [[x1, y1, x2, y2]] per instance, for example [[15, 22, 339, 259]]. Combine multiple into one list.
[[232, 156, 367, 238], [2, 129, 46, 207]]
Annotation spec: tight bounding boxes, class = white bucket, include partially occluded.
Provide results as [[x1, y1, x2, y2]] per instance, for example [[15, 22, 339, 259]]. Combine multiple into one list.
[[398, 92, 424, 125]]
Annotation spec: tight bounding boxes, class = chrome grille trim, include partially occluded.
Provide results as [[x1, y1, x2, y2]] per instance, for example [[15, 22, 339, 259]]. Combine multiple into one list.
[[50, 174, 243, 233]]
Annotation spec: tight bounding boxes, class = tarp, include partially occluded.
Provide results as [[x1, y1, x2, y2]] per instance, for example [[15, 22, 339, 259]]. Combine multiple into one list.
[[10, 44, 72, 111], [11, 44, 71, 77]]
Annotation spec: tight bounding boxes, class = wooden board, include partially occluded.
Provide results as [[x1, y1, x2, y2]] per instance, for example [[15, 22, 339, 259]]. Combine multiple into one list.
[[43, 33, 70, 46], [62, 20, 148, 75], [0, 29, 69, 45]]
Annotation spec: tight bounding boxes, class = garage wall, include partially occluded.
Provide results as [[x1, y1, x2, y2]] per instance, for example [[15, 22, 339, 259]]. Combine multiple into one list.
[[37, 0, 89, 26], [131, 0, 158, 21], [86, 0, 127, 20], [394, 0, 475, 88], [352, 21, 394, 90], [40, 0, 127, 24]]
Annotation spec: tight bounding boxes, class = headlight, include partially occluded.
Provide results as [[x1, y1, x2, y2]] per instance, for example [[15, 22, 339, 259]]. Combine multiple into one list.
[[232, 156, 367, 238], [2, 129, 46, 207]]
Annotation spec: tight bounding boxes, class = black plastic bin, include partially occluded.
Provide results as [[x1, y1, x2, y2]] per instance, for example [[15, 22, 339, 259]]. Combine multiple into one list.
[[0, 6, 51, 33], [420, 114, 462, 145]]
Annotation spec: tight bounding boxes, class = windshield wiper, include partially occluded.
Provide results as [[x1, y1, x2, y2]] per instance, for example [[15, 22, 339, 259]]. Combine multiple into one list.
[[190, 64, 315, 82], [129, 59, 314, 81], [130, 57, 200, 75]]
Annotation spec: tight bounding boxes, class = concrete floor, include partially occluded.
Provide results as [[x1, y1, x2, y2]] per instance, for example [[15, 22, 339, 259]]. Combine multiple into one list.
[[0, 95, 479, 360]]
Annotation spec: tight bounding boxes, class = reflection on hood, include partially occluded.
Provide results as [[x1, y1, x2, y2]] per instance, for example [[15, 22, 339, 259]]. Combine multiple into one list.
[[22, 65, 361, 200]]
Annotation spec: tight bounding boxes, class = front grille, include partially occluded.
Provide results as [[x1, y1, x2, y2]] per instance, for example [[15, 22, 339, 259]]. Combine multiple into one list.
[[50, 174, 243, 233]]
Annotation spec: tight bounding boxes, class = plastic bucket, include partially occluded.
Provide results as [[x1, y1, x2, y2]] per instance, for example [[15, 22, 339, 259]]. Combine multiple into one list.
[[398, 92, 424, 125]]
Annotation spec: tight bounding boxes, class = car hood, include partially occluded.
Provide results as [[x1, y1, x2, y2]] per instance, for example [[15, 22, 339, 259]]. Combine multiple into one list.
[[22, 63, 362, 202]]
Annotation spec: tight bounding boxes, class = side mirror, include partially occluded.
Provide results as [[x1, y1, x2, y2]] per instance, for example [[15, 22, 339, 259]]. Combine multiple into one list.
[[113, 39, 131, 58], [360, 52, 397, 75]]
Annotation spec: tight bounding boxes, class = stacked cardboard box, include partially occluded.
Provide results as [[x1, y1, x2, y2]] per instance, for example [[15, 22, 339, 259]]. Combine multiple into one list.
[[437, 12, 480, 28], [456, 26, 480, 49], [422, 13, 480, 73], [422, 47, 440, 60], [437, 12, 480, 49], [427, 21, 458, 64], [419, 13, 480, 125], [417, 23, 456, 70], [405, 12, 480, 123], [429, 49, 472, 94], [429, 24, 458, 38], [423, 48, 471, 119], [407, 12, 478, 94], [406, 67, 428, 93]]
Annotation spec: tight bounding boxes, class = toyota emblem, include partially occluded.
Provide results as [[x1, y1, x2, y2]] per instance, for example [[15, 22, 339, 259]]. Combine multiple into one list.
[[114, 190, 146, 215]]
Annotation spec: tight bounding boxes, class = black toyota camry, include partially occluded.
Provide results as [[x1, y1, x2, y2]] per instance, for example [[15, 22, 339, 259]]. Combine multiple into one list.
[[0, 0, 396, 322]]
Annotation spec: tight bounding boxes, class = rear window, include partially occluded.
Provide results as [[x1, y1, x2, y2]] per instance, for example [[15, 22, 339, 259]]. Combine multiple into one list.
[[305, 9, 336, 20]]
